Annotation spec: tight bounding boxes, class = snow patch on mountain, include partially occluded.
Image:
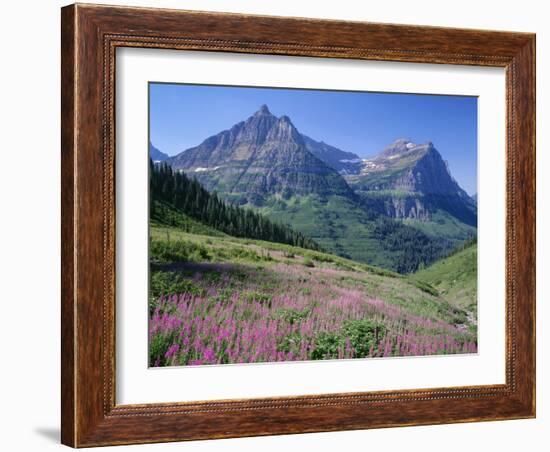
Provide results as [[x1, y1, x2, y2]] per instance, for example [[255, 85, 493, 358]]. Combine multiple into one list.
[[194, 166, 221, 172], [339, 158, 362, 163]]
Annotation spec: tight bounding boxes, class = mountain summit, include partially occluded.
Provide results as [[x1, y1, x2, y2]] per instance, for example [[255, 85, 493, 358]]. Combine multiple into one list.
[[166, 106, 353, 202], [353, 139, 470, 198], [256, 104, 271, 115], [379, 138, 418, 158], [345, 139, 476, 227]]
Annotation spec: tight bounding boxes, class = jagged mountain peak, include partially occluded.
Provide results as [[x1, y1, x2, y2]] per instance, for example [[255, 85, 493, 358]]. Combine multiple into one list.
[[248, 106, 293, 126], [267, 114, 303, 143], [246, 105, 277, 127], [255, 104, 272, 116], [166, 107, 352, 200], [245, 105, 276, 122]]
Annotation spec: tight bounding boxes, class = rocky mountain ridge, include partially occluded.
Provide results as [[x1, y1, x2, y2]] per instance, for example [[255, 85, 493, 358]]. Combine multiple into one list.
[[166, 105, 353, 201]]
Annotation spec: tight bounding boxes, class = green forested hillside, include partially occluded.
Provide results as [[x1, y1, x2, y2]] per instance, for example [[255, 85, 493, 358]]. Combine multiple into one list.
[[403, 209, 476, 244], [151, 198, 227, 237], [410, 243, 477, 313], [255, 194, 452, 273], [150, 161, 322, 251]]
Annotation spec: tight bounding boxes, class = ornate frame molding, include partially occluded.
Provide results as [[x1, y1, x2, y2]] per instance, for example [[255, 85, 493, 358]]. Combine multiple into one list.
[[62, 4, 535, 447]]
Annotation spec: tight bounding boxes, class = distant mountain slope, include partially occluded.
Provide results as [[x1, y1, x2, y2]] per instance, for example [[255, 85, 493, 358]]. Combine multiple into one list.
[[149, 142, 169, 162], [301, 135, 363, 174], [410, 242, 477, 312], [256, 193, 451, 273]]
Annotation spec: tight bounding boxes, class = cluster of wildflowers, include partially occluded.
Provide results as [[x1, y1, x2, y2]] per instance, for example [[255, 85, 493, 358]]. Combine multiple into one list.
[[149, 263, 477, 367]]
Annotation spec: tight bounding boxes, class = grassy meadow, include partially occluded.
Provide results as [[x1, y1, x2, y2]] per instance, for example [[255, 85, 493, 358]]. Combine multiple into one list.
[[149, 222, 477, 367]]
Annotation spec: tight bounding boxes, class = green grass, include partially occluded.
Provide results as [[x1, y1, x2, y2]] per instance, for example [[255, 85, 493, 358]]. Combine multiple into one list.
[[150, 230, 274, 265], [409, 243, 477, 313], [150, 199, 227, 237], [151, 224, 395, 275], [150, 223, 474, 328]]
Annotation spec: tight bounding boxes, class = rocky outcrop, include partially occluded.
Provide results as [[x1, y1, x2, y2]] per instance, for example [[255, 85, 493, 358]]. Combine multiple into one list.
[[386, 197, 430, 220], [347, 139, 476, 225]]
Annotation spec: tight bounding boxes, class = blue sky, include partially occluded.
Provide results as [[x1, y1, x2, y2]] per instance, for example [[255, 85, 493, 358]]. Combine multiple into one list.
[[149, 83, 478, 195]]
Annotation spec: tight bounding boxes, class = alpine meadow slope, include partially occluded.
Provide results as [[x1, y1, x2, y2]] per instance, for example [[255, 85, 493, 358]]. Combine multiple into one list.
[[410, 241, 478, 314]]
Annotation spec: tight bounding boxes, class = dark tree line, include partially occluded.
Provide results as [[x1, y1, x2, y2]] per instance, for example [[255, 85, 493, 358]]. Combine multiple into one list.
[[372, 218, 452, 273], [150, 161, 323, 251]]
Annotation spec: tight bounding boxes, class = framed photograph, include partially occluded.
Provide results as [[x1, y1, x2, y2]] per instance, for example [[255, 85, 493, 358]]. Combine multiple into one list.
[[61, 3, 535, 447]]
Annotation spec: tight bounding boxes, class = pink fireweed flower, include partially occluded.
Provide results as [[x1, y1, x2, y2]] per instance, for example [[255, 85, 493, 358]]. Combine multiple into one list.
[[165, 343, 179, 360], [203, 347, 216, 362], [149, 263, 477, 366]]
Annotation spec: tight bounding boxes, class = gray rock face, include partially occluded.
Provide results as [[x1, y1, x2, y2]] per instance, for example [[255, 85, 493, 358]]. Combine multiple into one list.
[[387, 197, 430, 220], [347, 139, 476, 225], [359, 140, 464, 194], [167, 105, 353, 200], [379, 138, 416, 158], [393, 144, 467, 196]]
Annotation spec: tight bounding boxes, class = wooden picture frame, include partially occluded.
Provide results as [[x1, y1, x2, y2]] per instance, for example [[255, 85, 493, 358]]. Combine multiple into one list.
[[61, 3, 535, 447]]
